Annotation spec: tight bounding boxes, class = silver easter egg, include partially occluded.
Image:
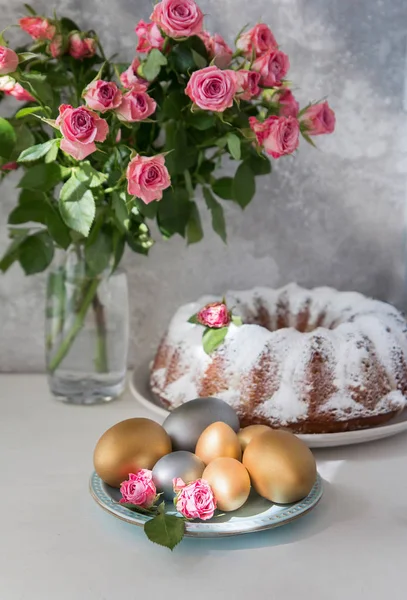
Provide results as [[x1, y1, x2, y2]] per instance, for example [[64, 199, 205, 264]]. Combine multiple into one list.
[[152, 451, 205, 499], [163, 397, 240, 452]]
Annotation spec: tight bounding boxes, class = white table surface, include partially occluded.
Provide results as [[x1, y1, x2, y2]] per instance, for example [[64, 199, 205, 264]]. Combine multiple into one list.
[[1, 374, 407, 600]]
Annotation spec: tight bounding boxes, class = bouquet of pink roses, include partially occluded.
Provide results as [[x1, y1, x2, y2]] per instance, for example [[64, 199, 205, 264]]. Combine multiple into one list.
[[0, 0, 334, 277]]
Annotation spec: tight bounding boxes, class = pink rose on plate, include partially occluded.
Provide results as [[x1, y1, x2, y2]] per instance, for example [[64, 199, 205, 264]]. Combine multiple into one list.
[[249, 115, 299, 158], [126, 154, 171, 204], [300, 101, 336, 135], [56, 104, 108, 160], [135, 20, 165, 53], [68, 33, 96, 60], [1, 162, 18, 172], [175, 479, 216, 521], [49, 35, 64, 59], [235, 70, 261, 101], [0, 77, 35, 102], [236, 24, 278, 58], [199, 32, 233, 69], [151, 0, 203, 38], [119, 470, 157, 509], [19, 16, 56, 41], [120, 57, 149, 90], [0, 47, 19, 75], [84, 80, 123, 113], [252, 49, 290, 87], [114, 87, 156, 122], [197, 302, 230, 328], [277, 88, 299, 118], [185, 65, 237, 112]]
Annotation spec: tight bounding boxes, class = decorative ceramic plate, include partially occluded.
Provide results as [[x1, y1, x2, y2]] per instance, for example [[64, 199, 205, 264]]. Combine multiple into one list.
[[130, 359, 407, 448], [90, 471, 323, 537]]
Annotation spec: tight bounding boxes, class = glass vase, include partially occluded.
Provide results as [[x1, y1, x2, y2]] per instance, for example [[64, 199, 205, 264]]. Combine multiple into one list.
[[45, 247, 129, 404]]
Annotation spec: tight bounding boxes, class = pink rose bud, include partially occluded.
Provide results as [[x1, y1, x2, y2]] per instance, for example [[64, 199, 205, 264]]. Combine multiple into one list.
[[84, 80, 123, 113], [19, 16, 56, 41], [49, 35, 64, 59], [197, 302, 230, 328], [126, 154, 171, 204], [0, 47, 19, 75], [1, 162, 18, 172], [185, 65, 237, 112], [120, 57, 149, 90], [150, 0, 203, 38], [173, 477, 187, 492], [252, 49, 290, 87], [236, 23, 278, 58], [249, 115, 299, 159], [175, 479, 217, 521], [135, 20, 165, 53], [198, 31, 233, 69], [235, 70, 261, 101], [119, 470, 157, 509], [56, 104, 108, 160], [115, 129, 122, 143], [68, 33, 96, 60], [277, 88, 299, 118], [114, 86, 156, 122], [300, 101, 336, 136], [0, 77, 35, 102]]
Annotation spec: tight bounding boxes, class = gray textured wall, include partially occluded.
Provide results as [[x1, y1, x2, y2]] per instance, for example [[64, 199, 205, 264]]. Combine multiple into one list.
[[1, 0, 407, 371]]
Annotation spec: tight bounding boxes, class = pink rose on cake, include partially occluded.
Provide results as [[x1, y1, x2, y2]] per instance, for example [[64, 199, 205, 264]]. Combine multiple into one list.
[[120, 470, 157, 508], [174, 478, 216, 520], [197, 302, 230, 328]]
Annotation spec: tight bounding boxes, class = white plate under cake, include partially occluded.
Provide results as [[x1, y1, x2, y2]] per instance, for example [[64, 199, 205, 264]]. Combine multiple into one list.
[[150, 284, 407, 434]]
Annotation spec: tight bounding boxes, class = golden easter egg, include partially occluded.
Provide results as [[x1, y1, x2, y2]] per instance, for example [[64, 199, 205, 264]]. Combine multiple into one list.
[[238, 424, 272, 451], [243, 430, 316, 504], [195, 421, 241, 465], [93, 418, 172, 487], [203, 457, 251, 512]]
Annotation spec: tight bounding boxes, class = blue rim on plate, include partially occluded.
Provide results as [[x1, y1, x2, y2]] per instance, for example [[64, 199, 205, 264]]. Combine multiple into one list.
[[89, 471, 323, 538]]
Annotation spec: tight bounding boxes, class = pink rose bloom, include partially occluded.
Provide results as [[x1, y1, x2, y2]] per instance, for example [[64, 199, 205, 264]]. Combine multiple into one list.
[[236, 24, 278, 58], [49, 35, 64, 59], [0, 77, 35, 102], [68, 33, 96, 60], [126, 154, 171, 204], [277, 88, 299, 118], [185, 65, 237, 112], [249, 115, 299, 159], [301, 101, 336, 135], [199, 31, 233, 69], [1, 162, 18, 172], [197, 302, 230, 328], [114, 87, 156, 122], [0, 47, 19, 75], [119, 470, 157, 509], [235, 70, 261, 101], [175, 479, 216, 521], [19, 17, 56, 41], [84, 80, 123, 113], [56, 104, 108, 160], [252, 49, 290, 87], [151, 0, 203, 38], [120, 57, 149, 90], [135, 20, 165, 53]]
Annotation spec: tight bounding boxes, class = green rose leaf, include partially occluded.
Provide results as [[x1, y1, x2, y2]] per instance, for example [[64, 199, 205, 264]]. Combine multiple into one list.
[[85, 228, 113, 275], [233, 161, 256, 209], [212, 177, 234, 200], [186, 201, 204, 244], [8, 200, 49, 225], [227, 132, 241, 161], [45, 141, 59, 163], [158, 187, 192, 238], [46, 206, 71, 250], [246, 153, 271, 175], [15, 106, 46, 120], [134, 197, 158, 220], [144, 504, 185, 551], [202, 326, 229, 355], [112, 191, 130, 233], [162, 90, 189, 120], [188, 313, 200, 324], [112, 230, 126, 272], [191, 48, 207, 68], [59, 175, 96, 237], [10, 123, 35, 161], [18, 163, 67, 191], [18, 73, 54, 108], [18, 139, 58, 163], [187, 112, 216, 130], [0, 233, 28, 273], [203, 187, 227, 243], [142, 49, 167, 81], [18, 189, 45, 205], [232, 315, 243, 326], [19, 231, 54, 275], [0, 117, 16, 159], [74, 163, 108, 188]]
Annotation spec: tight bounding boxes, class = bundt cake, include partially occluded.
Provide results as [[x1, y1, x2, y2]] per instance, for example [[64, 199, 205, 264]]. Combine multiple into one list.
[[150, 284, 407, 433]]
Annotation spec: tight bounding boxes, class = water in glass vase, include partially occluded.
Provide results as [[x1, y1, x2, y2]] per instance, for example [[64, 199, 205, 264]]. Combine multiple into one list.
[[45, 249, 129, 404]]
